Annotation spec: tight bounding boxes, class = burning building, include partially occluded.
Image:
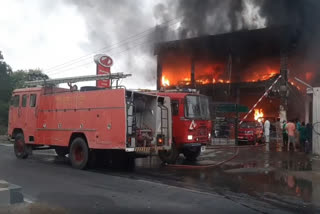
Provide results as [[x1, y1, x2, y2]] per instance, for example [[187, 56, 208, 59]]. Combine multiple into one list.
[[154, 25, 306, 128]]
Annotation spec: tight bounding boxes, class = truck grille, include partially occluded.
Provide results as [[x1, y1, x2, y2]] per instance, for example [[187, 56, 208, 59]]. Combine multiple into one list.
[[197, 126, 207, 136]]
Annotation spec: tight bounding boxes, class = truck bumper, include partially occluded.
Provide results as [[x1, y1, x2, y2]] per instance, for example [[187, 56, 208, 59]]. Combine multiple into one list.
[[182, 143, 202, 148], [182, 143, 207, 153]]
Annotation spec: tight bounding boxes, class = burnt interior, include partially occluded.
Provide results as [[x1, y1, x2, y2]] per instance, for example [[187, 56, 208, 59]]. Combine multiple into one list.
[[155, 26, 308, 121]]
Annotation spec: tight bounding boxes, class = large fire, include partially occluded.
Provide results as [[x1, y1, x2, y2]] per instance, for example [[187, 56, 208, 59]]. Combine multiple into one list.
[[162, 76, 170, 86], [161, 67, 277, 86], [160, 54, 279, 87], [254, 109, 264, 121]]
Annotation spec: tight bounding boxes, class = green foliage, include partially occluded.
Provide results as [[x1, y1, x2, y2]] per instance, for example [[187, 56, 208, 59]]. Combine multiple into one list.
[[0, 52, 49, 131], [0, 58, 13, 131], [11, 69, 49, 89], [0, 60, 13, 102]]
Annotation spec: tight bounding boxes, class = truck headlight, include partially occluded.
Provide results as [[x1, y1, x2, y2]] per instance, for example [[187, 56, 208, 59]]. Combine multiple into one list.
[[187, 135, 193, 140], [208, 133, 211, 139]]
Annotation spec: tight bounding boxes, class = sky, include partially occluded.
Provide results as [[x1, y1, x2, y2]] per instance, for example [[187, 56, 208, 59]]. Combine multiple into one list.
[[0, 0, 163, 89], [0, 0, 266, 89]]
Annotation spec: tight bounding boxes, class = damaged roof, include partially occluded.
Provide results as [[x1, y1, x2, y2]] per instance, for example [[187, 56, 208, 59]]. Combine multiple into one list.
[[155, 25, 300, 57]]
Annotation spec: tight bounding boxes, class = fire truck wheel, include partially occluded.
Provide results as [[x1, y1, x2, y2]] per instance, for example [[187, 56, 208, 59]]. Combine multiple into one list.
[[14, 133, 29, 159], [55, 147, 68, 157], [183, 148, 201, 162], [69, 137, 89, 170], [158, 143, 179, 164]]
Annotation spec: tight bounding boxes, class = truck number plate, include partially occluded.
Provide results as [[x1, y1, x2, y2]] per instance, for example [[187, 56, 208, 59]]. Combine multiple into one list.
[[201, 146, 206, 153]]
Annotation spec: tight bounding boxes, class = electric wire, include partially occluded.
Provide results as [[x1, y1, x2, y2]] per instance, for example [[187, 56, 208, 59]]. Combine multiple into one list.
[[44, 17, 182, 75], [48, 37, 157, 76]]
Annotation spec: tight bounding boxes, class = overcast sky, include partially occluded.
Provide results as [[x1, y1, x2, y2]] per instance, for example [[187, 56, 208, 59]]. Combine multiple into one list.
[[1, 0, 267, 89], [0, 0, 165, 89]]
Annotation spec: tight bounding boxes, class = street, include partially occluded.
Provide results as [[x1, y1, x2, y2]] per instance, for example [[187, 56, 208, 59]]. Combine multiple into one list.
[[2, 0, 320, 213], [1, 141, 319, 213], [0, 142, 258, 214]]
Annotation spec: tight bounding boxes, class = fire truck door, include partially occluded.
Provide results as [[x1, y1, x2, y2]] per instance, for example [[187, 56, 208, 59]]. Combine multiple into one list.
[[25, 93, 38, 141], [9, 94, 21, 129], [19, 94, 28, 133]]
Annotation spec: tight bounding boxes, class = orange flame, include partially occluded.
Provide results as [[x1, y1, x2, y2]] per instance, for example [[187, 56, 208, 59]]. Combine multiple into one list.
[[254, 109, 264, 121], [161, 53, 279, 86], [162, 76, 170, 86]]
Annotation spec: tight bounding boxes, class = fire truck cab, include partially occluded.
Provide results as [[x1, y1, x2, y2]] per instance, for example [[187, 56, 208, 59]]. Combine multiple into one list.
[[154, 90, 212, 163], [8, 74, 172, 170]]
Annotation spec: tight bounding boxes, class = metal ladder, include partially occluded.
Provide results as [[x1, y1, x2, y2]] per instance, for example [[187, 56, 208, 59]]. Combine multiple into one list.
[[126, 100, 136, 147], [159, 105, 169, 146]]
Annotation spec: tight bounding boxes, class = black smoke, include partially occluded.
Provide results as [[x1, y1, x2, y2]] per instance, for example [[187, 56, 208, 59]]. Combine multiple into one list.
[[160, 0, 320, 85], [259, 0, 320, 85], [174, 0, 246, 38], [68, 0, 320, 86]]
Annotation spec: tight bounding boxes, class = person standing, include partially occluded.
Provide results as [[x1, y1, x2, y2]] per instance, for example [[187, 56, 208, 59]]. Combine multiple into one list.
[[264, 119, 270, 151], [296, 119, 301, 147], [306, 123, 313, 154], [286, 120, 296, 152], [299, 122, 307, 152], [275, 118, 282, 148], [282, 120, 288, 150]]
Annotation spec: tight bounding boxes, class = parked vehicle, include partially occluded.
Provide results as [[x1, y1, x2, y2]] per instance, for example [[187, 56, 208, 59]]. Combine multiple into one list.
[[237, 120, 263, 144], [8, 74, 172, 170]]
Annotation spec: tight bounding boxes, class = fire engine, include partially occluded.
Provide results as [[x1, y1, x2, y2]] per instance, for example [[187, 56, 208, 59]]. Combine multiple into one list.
[[7, 73, 172, 169], [146, 89, 212, 164]]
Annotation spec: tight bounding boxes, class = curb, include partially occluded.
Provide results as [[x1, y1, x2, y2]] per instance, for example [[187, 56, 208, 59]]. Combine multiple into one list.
[[0, 180, 24, 205]]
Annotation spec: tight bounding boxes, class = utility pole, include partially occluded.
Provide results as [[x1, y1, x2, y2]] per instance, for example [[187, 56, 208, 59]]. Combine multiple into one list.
[[227, 53, 232, 96], [279, 51, 289, 124]]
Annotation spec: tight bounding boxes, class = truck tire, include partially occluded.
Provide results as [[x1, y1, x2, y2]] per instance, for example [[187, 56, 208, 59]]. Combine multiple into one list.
[[14, 133, 29, 159], [69, 137, 89, 170], [158, 143, 179, 164], [55, 147, 68, 157], [183, 147, 201, 162]]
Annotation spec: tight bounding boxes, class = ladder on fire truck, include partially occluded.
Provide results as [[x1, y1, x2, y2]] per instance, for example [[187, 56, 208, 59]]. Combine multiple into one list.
[[25, 73, 132, 88], [159, 104, 169, 144]]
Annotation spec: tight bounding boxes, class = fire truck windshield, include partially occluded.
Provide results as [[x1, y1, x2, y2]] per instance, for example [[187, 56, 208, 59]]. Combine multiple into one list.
[[185, 95, 210, 120]]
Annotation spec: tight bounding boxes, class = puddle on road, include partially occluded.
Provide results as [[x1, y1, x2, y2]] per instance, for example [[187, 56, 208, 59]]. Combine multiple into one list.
[[31, 147, 320, 211], [134, 149, 320, 211]]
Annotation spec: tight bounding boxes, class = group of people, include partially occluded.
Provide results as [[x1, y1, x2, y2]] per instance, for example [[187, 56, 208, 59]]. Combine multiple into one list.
[[282, 119, 312, 153]]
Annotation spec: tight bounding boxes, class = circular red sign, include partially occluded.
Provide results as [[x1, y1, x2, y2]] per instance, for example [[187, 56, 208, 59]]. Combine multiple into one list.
[[94, 54, 113, 67]]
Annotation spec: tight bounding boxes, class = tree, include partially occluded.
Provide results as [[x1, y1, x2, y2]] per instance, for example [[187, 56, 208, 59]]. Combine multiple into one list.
[[0, 51, 49, 134], [11, 69, 49, 89], [0, 53, 13, 133]]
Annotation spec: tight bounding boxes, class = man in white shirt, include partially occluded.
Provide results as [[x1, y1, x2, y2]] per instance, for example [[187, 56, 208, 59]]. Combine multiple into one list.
[[264, 119, 270, 151]]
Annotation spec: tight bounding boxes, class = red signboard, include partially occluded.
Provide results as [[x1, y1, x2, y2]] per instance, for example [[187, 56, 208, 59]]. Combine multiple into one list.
[[94, 54, 113, 88]]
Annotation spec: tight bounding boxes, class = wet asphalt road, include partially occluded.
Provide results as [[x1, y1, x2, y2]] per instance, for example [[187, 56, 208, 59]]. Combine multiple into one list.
[[0, 142, 319, 213]]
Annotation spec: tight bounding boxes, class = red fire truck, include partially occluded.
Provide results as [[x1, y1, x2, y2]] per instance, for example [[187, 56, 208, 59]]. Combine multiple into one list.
[[7, 73, 172, 169], [152, 90, 212, 164]]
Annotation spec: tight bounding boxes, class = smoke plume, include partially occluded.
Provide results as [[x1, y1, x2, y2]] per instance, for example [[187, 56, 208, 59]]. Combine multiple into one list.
[[68, 0, 320, 87], [259, 0, 320, 85]]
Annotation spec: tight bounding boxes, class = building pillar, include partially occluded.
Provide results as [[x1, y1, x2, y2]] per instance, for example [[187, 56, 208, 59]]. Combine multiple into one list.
[[312, 88, 320, 155], [156, 54, 162, 90], [236, 86, 240, 104], [191, 57, 195, 88], [305, 95, 311, 124]]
